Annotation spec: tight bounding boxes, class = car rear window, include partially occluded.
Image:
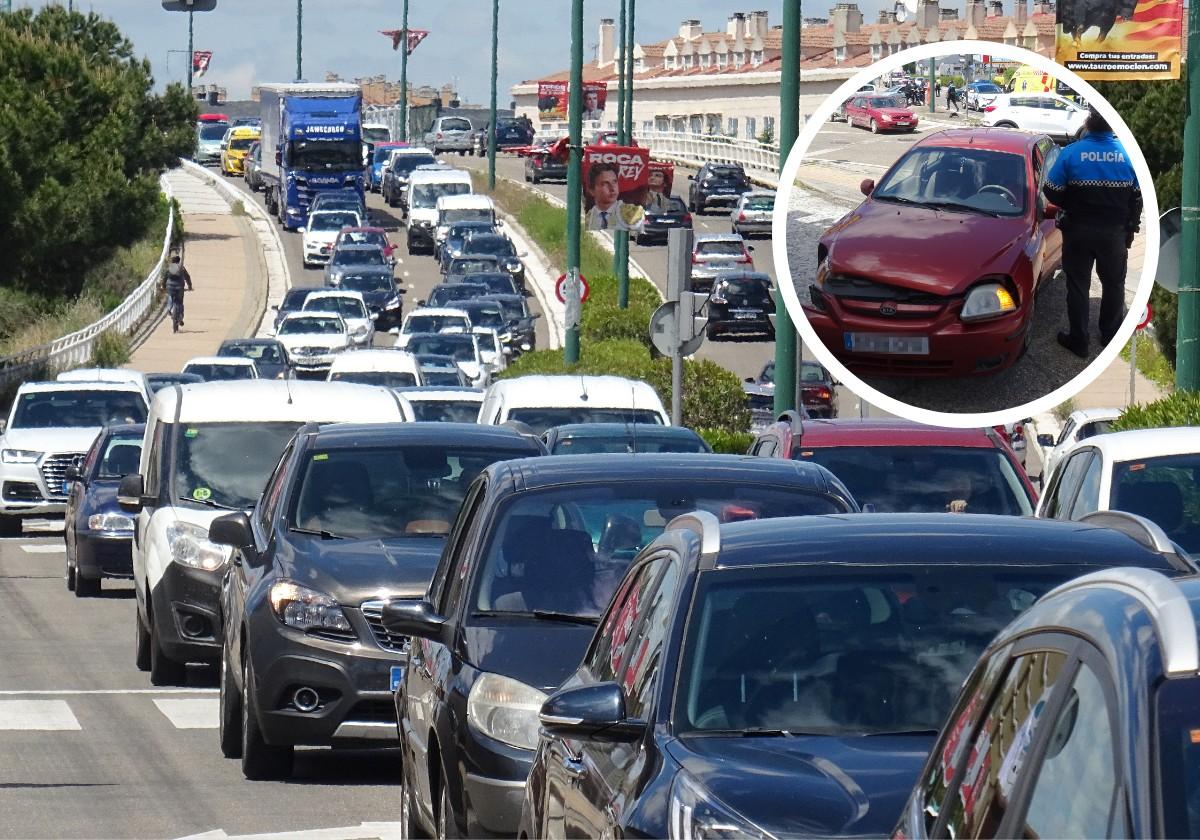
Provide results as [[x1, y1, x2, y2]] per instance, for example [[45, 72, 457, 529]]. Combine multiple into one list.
[[709, 166, 744, 179], [407, 399, 481, 423], [696, 241, 745, 257], [441, 118, 471, 131]]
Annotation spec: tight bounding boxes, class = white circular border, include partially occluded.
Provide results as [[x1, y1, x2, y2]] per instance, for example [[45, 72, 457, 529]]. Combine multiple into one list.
[[772, 40, 1161, 428]]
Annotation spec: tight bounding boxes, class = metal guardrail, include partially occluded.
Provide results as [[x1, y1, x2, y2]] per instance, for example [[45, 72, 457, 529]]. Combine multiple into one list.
[[363, 103, 438, 145], [0, 174, 175, 388], [637, 131, 781, 187]]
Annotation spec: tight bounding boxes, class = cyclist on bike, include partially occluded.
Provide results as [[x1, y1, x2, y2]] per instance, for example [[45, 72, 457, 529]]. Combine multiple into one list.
[[164, 253, 193, 332]]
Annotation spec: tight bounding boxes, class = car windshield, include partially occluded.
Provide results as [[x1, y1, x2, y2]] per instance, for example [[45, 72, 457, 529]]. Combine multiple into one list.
[[449, 223, 494, 239], [220, 343, 284, 365], [676, 566, 1073, 735], [392, 155, 436, 175], [507, 408, 664, 435], [1110, 454, 1200, 556], [199, 125, 227, 141], [95, 435, 143, 479], [421, 369, 465, 386], [363, 127, 391, 144], [472, 482, 848, 618], [329, 370, 418, 387], [873, 146, 1028, 217], [743, 195, 774, 211], [310, 212, 359, 232], [373, 147, 396, 164], [975, 82, 1002, 93], [407, 399, 481, 423], [333, 249, 386, 266], [174, 422, 303, 510], [551, 433, 708, 455], [696, 241, 745, 257], [657, 197, 688, 214], [469, 276, 517, 294], [184, 363, 256, 382], [291, 445, 525, 539], [448, 258, 498, 275], [280, 316, 342, 335], [229, 137, 256, 151], [412, 183, 471, 209], [871, 96, 906, 108], [12, 391, 146, 428], [443, 208, 493, 225], [338, 231, 388, 249], [287, 139, 361, 170], [340, 275, 392, 293], [793, 445, 1032, 515], [406, 315, 469, 334], [464, 237, 515, 258], [487, 297, 526, 320], [408, 335, 476, 360], [305, 298, 366, 319], [148, 374, 201, 392]]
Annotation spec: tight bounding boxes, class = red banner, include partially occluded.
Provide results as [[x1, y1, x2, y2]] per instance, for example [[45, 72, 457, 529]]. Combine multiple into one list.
[[537, 81, 568, 121], [192, 50, 212, 78], [381, 28, 429, 55], [582, 144, 649, 232]]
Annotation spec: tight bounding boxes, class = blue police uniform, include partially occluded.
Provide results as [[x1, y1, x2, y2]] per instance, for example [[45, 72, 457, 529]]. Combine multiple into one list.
[[1043, 129, 1142, 353]]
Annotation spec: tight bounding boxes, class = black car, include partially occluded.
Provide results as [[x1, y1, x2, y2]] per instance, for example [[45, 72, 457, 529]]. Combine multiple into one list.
[[415, 354, 470, 387], [454, 299, 508, 333], [895, 515, 1200, 840], [244, 141, 263, 192], [382, 454, 857, 838], [542, 423, 711, 455], [323, 246, 405, 330], [217, 339, 290, 380], [271, 287, 319, 333], [524, 149, 568, 184], [705, 270, 775, 340], [383, 152, 438, 209], [424, 283, 491, 309], [476, 118, 534, 156], [439, 221, 498, 271], [450, 272, 518, 297], [308, 188, 367, 222], [688, 162, 751, 214], [209, 423, 544, 779], [146, 372, 203, 393], [481, 293, 539, 354], [444, 254, 502, 281], [522, 512, 1193, 840], [64, 423, 144, 596], [461, 233, 526, 291], [636, 195, 693, 245]]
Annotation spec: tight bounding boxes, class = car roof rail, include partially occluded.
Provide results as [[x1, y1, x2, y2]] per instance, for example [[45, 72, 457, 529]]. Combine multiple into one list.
[[1042, 567, 1199, 675], [1078, 510, 1198, 573], [666, 510, 721, 570]]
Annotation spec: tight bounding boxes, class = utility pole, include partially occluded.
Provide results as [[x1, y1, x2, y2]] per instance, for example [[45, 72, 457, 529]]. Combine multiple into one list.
[[1178, 3, 1200, 390], [624, 0, 635, 138], [774, 0, 800, 415], [187, 7, 194, 92], [613, 0, 630, 308], [487, 0, 499, 190], [295, 0, 303, 82], [398, 0, 409, 141], [929, 56, 936, 114], [564, 0, 584, 364]]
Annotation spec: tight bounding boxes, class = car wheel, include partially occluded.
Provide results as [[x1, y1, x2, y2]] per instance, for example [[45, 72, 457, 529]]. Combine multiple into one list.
[[995, 121, 1017, 129], [400, 752, 428, 839], [870, 119, 879, 134], [149, 612, 187, 686], [240, 657, 293, 780], [436, 779, 458, 839], [134, 605, 151, 671], [0, 514, 21, 537], [75, 573, 100, 598], [219, 643, 243, 759], [706, 324, 718, 341]]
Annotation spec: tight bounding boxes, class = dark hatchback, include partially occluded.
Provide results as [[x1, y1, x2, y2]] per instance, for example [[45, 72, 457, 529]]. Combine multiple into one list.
[[461, 234, 526, 292], [482, 294, 539, 354], [524, 149, 568, 184], [327, 265, 406, 331], [64, 423, 143, 596], [688, 162, 751, 213], [439, 221, 497, 270], [705, 270, 775, 340], [522, 512, 1193, 840], [271, 287, 318, 333], [636, 195, 692, 245], [382, 454, 858, 838], [209, 423, 544, 779], [542, 423, 711, 455], [217, 339, 290, 380]]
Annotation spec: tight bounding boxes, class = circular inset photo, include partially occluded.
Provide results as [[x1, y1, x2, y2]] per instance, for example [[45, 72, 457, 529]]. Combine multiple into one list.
[[774, 41, 1159, 427]]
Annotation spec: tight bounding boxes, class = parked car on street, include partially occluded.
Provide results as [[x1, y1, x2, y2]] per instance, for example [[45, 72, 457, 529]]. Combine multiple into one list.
[[981, 92, 1088, 142], [844, 93, 918, 133]]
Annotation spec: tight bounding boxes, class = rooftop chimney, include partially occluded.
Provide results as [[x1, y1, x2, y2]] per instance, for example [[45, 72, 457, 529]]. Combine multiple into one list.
[[727, 12, 746, 37], [1032, 0, 1053, 14], [830, 3, 864, 36], [987, 0, 1003, 16], [598, 18, 616, 66], [966, 0, 987, 26], [918, 0, 941, 29], [679, 19, 703, 39], [878, 9, 898, 23], [1015, 0, 1029, 22], [750, 10, 770, 38]]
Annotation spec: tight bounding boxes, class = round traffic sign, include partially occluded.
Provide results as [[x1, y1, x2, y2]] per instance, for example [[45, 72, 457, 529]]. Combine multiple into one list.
[[1137, 304, 1153, 331], [555, 273, 590, 304]]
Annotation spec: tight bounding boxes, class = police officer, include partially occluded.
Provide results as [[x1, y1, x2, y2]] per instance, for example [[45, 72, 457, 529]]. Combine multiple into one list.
[[1043, 108, 1142, 358]]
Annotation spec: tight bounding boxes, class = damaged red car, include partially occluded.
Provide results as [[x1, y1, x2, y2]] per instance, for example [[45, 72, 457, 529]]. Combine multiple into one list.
[[803, 128, 1064, 377]]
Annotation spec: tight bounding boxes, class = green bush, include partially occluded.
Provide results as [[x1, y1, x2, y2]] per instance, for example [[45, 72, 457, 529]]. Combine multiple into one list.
[[697, 428, 754, 454], [581, 301, 655, 348], [587, 273, 661, 309], [1111, 391, 1200, 432], [90, 329, 130, 367]]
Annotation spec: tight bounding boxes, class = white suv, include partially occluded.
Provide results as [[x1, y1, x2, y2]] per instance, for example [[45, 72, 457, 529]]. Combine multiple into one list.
[[303, 290, 375, 348], [981, 93, 1088, 142], [0, 381, 149, 534], [1037, 407, 1121, 482]]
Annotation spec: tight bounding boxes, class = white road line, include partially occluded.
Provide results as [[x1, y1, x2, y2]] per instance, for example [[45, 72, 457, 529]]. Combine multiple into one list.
[[21, 544, 64, 554], [174, 822, 403, 840], [0, 688, 218, 696], [0, 699, 81, 730], [154, 698, 219, 729]]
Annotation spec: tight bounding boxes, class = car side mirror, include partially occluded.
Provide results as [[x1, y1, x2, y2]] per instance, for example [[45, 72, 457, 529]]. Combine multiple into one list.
[[687, 174, 695, 181], [117, 473, 145, 513], [744, 376, 754, 383], [382, 599, 449, 644], [539, 682, 646, 743], [271, 304, 280, 311], [370, 312, 379, 321], [1044, 203, 1060, 219], [860, 178, 876, 196], [209, 511, 262, 567], [1037, 433, 1056, 448]]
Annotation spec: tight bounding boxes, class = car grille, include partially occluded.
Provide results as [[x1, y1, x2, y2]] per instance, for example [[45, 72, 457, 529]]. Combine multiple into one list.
[[361, 600, 412, 653], [825, 275, 952, 320], [40, 453, 82, 498]]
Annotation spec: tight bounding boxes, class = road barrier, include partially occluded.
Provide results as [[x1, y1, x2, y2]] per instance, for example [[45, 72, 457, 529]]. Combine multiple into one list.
[[637, 131, 781, 188], [0, 175, 175, 389]]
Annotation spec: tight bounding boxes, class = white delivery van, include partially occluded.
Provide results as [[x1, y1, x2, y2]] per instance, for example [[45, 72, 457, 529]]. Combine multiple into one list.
[[477, 375, 670, 434], [406, 168, 473, 255], [118, 380, 410, 685]]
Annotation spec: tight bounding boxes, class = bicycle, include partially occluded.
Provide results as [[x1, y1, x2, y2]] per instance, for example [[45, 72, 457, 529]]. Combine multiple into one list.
[[168, 289, 185, 333]]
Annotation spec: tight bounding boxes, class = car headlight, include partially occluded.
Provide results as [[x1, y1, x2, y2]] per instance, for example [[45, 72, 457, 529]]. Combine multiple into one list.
[[961, 281, 1017, 322], [1, 449, 41, 464], [89, 512, 134, 532], [268, 579, 354, 635], [503, 259, 522, 273], [466, 673, 548, 750], [329, 272, 343, 284], [385, 296, 402, 310], [669, 772, 775, 840], [165, 520, 232, 571], [450, 249, 463, 258], [814, 257, 831, 289]]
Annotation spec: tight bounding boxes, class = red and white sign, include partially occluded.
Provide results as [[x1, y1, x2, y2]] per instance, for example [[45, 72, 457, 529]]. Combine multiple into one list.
[[1138, 304, 1153, 331], [555, 273, 590, 304], [192, 50, 212, 78]]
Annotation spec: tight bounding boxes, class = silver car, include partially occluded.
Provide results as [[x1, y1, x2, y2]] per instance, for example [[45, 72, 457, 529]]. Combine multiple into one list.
[[424, 116, 474, 155], [689, 233, 754, 292], [731, 191, 775, 238]]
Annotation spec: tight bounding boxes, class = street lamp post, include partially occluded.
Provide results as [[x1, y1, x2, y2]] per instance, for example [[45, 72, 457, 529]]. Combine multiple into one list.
[[774, 0, 800, 415], [487, 0, 499, 190], [187, 7, 194, 91], [624, 0, 635, 139], [295, 0, 303, 82], [1179, 4, 1200, 390], [399, 0, 409, 141], [613, 0, 630, 308], [564, 0, 584, 364]]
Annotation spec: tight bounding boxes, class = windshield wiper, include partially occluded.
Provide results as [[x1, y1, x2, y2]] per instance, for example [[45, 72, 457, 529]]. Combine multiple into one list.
[[862, 728, 940, 737], [289, 526, 348, 540], [688, 728, 812, 738], [472, 609, 599, 625], [923, 201, 1001, 218], [873, 194, 924, 207], [180, 496, 238, 511]]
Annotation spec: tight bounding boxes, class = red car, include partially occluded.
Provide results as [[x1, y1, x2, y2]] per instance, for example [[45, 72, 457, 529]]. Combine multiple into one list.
[[844, 94, 918, 133], [749, 417, 1037, 514], [804, 128, 1064, 377]]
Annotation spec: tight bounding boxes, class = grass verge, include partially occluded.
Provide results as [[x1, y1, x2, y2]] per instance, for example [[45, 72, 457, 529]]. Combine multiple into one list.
[[1120, 332, 1175, 395]]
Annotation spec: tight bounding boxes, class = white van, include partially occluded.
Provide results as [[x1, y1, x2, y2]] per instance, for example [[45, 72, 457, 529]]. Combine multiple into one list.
[[434, 194, 497, 251], [477, 375, 670, 434], [406, 168, 473, 255], [327, 349, 423, 388], [118, 380, 410, 685]]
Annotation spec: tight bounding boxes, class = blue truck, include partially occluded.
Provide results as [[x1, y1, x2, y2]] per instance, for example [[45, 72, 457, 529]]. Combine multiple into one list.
[[258, 83, 366, 231]]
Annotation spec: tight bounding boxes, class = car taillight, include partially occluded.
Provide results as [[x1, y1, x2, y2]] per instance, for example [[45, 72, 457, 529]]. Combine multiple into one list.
[[682, 214, 692, 224], [437, 132, 444, 139], [817, 387, 832, 400], [738, 211, 747, 221], [984, 105, 997, 112], [691, 253, 700, 264]]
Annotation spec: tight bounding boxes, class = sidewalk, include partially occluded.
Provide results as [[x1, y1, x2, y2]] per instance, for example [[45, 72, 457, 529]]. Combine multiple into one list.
[[126, 169, 266, 374]]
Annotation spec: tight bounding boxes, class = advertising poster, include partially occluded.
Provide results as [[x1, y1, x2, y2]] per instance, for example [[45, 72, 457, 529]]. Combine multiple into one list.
[[582, 144, 649, 232], [582, 82, 608, 121], [537, 81, 568, 121], [1055, 0, 1182, 80], [644, 161, 675, 212]]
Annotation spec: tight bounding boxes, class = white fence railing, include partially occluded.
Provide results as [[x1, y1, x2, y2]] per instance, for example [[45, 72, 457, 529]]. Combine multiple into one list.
[[639, 131, 781, 187], [0, 174, 175, 388]]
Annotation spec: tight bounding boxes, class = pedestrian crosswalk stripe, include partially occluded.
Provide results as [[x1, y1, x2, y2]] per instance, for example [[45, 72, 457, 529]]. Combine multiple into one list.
[[0, 699, 81, 730], [153, 698, 219, 729], [21, 544, 64, 553]]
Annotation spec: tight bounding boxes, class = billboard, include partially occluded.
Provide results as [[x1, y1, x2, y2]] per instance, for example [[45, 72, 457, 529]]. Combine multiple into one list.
[[537, 81, 608, 122], [1055, 0, 1182, 80], [582, 144, 649, 232]]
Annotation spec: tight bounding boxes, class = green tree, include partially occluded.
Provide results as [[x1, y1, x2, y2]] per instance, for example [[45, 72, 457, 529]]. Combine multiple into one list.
[[0, 7, 196, 299]]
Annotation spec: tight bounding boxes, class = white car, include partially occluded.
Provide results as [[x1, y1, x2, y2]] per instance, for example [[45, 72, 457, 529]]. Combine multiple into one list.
[[302, 209, 363, 268], [56, 368, 153, 406], [394, 386, 484, 423], [470, 326, 508, 374], [981, 93, 1088, 142], [303, 290, 375, 348], [394, 308, 472, 350], [181, 356, 258, 381], [327, 349, 423, 387], [0, 381, 149, 534], [274, 311, 351, 376], [1036, 426, 1200, 560], [1037, 407, 1121, 483], [477, 375, 670, 433]]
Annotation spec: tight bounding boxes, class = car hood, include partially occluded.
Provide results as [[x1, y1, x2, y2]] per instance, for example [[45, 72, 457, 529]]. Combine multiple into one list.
[[666, 734, 931, 837], [874, 107, 915, 118], [276, 536, 444, 604], [463, 622, 597, 694], [3, 426, 106, 454], [825, 201, 1029, 295], [277, 334, 347, 351]]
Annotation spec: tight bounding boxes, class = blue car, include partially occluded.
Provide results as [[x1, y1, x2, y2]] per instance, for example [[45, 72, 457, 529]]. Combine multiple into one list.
[[368, 142, 406, 191]]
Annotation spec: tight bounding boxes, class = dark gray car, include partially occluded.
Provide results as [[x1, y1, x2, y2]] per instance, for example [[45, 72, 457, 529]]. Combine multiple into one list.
[[217, 339, 290, 380]]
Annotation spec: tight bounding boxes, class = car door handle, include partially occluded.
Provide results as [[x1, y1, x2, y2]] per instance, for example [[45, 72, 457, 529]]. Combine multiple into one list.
[[560, 753, 587, 782]]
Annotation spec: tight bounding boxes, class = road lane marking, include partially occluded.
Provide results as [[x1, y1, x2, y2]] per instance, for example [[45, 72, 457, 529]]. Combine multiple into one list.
[[21, 544, 64, 553], [154, 698, 219, 729], [0, 688, 218, 695], [175, 822, 403, 840], [0, 699, 81, 730]]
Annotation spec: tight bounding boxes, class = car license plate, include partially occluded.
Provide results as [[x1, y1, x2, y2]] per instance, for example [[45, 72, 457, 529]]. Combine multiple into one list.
[[61, 481, 72, 495], [734, 311, 759, 319], [390, 666, 405, 692], [844, 333, 930, 355]]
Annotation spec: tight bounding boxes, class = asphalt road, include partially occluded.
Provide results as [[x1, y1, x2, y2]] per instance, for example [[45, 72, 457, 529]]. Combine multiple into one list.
[[0, 534, 401, 839]]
